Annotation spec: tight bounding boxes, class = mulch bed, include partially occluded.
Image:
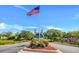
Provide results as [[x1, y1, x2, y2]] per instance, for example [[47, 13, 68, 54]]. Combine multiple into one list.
[[23, 46, 58, 53], [34, 46, 57, 50]]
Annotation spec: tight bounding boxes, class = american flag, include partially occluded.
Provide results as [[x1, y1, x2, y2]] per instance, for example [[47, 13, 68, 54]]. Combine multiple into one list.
[[27, 6, 40, 16]]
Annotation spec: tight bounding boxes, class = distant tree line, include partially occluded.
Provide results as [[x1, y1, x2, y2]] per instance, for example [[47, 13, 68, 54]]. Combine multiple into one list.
[[44, 29, 79, 45], [0, 29, 79, 45], [0, 30, 34, 41]]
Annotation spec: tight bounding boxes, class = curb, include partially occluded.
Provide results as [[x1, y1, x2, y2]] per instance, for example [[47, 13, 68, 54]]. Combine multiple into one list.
[[18, 47, 62, 53]]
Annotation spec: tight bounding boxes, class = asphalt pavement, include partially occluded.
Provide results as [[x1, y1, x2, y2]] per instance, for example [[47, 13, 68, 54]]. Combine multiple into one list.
[[0, 42, 29, 53], [50, 42, 79, 53], [0, 42, 79, 53]]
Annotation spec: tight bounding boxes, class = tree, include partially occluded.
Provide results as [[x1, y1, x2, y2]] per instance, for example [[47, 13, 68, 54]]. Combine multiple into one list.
[[62, 32, 67, 37], [14, 32, 21, 41], [44, 29, 63, 41], [66, 31, 79, 36], [15, 30, 34, 41], [1, 32, 13, 40]]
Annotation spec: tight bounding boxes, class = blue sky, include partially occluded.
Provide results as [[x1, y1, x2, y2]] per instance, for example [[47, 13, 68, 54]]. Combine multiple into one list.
[[0, 5, 79, 33]]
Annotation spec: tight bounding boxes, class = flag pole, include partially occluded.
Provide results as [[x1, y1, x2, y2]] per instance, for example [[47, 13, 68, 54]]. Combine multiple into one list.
[[39, 28, 40, 40], [38, 6, 40, 40], [27, 6, 40, 40]]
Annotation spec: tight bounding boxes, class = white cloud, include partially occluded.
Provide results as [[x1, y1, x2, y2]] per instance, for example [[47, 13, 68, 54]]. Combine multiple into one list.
[[0, 23, 6, 29], [73, 14, 79, 20], [0, 23, 64, 32], [0, 23, 24, 30], [46, 26, 63, 30], [25, 26, 38, 29], [13, 5, 28, 12], [13, 25, 38, 30], [0, 22, 38, 32], [75, 15, 79, 17]]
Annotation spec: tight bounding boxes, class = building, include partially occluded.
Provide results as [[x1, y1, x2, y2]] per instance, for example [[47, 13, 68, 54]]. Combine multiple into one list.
[[34, 29, 44, 39]]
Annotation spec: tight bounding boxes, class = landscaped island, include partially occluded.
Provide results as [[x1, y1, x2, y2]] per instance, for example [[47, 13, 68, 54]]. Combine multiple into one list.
[[19, 39, 61, 53]]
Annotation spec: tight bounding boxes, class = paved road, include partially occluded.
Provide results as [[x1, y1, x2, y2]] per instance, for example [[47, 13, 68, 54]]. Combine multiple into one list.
[[0, 42, 29, 53], [0, 42, 79, 53], [50, 42, 79, 53]]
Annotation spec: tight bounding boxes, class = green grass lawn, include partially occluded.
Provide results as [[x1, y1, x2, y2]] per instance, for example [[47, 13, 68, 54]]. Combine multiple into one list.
[[0, 40, 29, 46]]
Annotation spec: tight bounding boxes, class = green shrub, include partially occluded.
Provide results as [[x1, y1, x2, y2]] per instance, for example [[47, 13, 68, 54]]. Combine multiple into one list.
[[29, 39, 49, 49], [41, 39, 49, 47]]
